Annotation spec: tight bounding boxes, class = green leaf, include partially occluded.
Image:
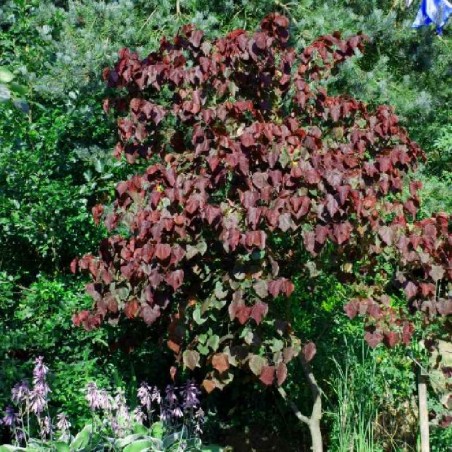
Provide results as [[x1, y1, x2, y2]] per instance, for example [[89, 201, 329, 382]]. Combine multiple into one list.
[[116, 434, 146, 448], [133, 423, 149, 435], [253, 280, 268, 298], [193, 305, 207, 325], [250, 250, 265, 260], [197, 240, 208, 255], [22, 439, 48, 451], [0, 84, 11, 102], [270, 339, 284, 353], [202, 446, 224, 452], [183, 349, 200, 370], [0, 446, 26, 452], [116, 286, 130, 299], [9, 83, 27, 96], [207, 334, 220, 351], [198, 333, 208, 344], [13, 99, 29, 113], [214, 281, 228, 299], [93, 158, 104, 173], [0, 67, 14, 83], [162, 432, 182, 448], [279, 148, 291, 167], [197, 343, 210, 355], [150, 421, 165, 439], [186, 241, 207, 259], [186, 244, 199, 260], [70, 424, 92, 451], [54, 442, 70, 452], [249, 355, 267, 376], [123, 439, 162, 452]]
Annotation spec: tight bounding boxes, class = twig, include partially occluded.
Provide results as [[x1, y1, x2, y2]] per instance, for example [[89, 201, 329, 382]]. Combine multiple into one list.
[[139, 8, 157, 33], [277, 386, 310, 425]]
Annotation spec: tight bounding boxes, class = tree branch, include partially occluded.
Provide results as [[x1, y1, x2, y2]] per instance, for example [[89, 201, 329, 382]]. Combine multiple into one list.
[[299, 355, 322, 422], [277, 386, 310, 425]]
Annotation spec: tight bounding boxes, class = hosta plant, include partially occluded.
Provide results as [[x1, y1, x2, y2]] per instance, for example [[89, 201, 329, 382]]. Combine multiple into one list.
[[1, 358, 208, 451], [72, 14, 451, 450]]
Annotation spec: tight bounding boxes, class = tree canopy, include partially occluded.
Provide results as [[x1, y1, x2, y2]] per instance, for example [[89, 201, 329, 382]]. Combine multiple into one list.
[[73, 14, 451, 393]]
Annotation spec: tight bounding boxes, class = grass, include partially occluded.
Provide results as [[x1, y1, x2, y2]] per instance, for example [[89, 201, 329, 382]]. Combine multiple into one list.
[[326, 340, 384, 452]]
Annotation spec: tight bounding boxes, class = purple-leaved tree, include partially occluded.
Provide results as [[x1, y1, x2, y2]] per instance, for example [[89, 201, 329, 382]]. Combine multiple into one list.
[[72, 14, 451, 450]]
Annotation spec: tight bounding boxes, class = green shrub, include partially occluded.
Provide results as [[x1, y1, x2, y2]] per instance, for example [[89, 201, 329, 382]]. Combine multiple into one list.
[[0, 276, 113, 426]]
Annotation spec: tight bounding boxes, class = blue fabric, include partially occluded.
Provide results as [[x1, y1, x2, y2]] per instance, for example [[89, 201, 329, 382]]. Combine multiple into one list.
[[412, 0, 452, 33]]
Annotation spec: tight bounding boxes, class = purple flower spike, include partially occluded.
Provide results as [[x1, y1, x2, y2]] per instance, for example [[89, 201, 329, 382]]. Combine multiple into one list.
[[29, 389, 47, 414], [151, 386, 161, 405], [11, 380, 30, 404], [29, 356, 50, 414], [86, 382, 101, 410], [115, 389, 130, 424], [160, 407, 171, 422], [33, 357, 49, 383], [41, 416, 52, 436], [165, 385, 178, 404], [98, 389, 111, 411], [34, 380, 50, 398], [181, 380, 200, 410], [86, 383, 112, 411], [56, 412, 71, 432], [2, 406, 16, 427], [172, 406, 184, 418], [137, 383, 152, 410], [111, 418, 119, 435], [133, 407, 147, 424], [195, 408, 205, 434]]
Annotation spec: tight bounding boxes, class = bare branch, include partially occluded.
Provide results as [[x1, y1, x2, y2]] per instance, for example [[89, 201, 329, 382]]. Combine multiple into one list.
[[277, 386, 310, 425]]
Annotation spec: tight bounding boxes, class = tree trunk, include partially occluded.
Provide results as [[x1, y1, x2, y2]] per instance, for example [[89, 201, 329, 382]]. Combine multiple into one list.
[[303, 353, 323, 452], [278, 354, 323, 451], [309, 419, 323, 452]]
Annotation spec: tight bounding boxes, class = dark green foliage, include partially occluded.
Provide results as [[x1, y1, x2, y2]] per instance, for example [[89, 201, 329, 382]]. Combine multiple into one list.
[[0, 275, 110, 426]]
